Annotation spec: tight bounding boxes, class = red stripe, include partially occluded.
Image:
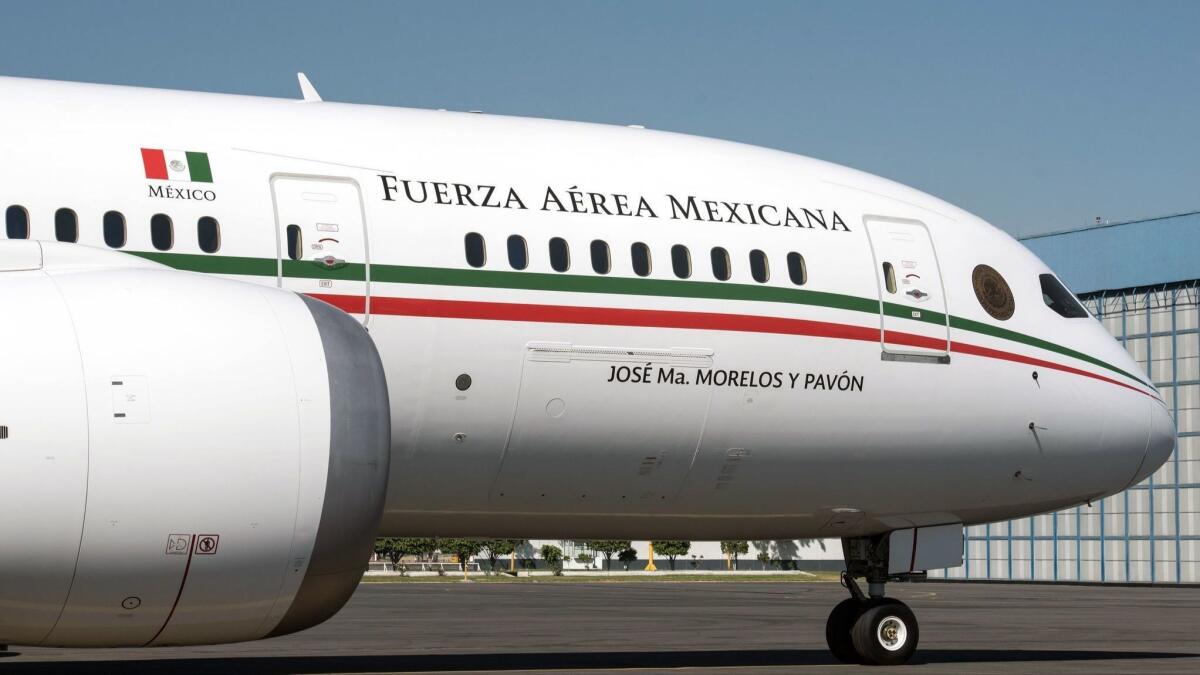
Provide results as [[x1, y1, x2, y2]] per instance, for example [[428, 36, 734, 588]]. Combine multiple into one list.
[[306, 293, 1154, 398], [951, 340, 1144, 395], [884, 330, 949, 351], [141, 148, 168, 180]]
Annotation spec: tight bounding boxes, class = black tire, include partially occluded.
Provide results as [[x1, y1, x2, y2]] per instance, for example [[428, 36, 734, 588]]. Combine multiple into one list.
[[850, 599, 919, 666], [825, 598, 863, 664]]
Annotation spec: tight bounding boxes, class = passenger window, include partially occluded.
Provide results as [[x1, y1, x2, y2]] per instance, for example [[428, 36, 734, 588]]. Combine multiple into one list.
[[549, 237, 570, 272], [286, 224, 303, 260], [631, 242, 652, 277], [464, 232, 486, 268], [55, 208, 78, 243], [590, 239, 611, 274], [1039, 274, 1088, 318], [103, 211, 126, 248], [5, 205, 29, 239], [787, 252, 807, 285], [671, 244, 691, 279], [882, 262, 897, 293], [711, 247, 731, 281], [197, 216, 220, 253], [151, 214, 173, 251], [749, 249, 769, 283], [507, 235, 528, 270]]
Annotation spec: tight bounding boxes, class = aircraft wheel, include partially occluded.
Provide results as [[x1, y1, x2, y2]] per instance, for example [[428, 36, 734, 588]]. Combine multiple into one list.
[[850, 598, 919, 666], [824, 598, 862, 663]]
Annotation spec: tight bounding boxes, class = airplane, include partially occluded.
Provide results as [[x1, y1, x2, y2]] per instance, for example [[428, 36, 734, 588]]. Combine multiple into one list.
[[0, 74, 1174, 666]]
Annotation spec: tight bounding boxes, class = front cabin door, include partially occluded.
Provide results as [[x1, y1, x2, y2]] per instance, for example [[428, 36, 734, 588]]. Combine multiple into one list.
[[864, 216, 950, 363], [270, 175, 371, 324]]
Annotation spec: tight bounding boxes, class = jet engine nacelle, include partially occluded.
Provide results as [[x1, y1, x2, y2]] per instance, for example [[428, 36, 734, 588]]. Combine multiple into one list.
[[0, 241, 390, 647]]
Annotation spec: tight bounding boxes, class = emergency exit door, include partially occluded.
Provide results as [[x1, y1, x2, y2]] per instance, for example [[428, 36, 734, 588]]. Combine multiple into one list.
[[864, 216, 950, 362], [270, 175, 370, 323]]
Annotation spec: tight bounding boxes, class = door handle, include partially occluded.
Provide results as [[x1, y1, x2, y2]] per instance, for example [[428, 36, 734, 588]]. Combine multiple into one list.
[[312, 255, 347, 269]]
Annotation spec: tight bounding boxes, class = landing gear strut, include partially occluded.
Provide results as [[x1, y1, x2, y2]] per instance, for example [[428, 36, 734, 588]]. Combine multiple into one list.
[[825, 535, 921, 666]]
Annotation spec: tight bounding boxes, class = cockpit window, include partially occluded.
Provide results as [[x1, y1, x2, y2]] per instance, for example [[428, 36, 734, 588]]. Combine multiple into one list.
[[1039, 274, 1088, 318]]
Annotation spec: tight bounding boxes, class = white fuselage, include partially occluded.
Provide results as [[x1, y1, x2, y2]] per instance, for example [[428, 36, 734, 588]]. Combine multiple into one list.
[[0, 76, 1173, 543]]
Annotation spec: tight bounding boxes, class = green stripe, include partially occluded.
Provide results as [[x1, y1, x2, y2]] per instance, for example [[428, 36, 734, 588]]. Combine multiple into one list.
[[948, 315, 1145, 385], [185, 151, 213, 183], [131, 251, 365, 280], [374, 265, 882, 314], [283, 259, 366, 281], [883, 300, 946, 327], [132, 250, 274, 275], [128, 250, 1149, 388]]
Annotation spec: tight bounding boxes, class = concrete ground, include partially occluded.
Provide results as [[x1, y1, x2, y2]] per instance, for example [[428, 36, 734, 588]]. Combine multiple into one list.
[[2, 580, 1198, 674]]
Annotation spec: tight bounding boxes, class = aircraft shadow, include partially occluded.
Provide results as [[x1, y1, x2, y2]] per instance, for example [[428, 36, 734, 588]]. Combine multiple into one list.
[[0, 648, 1195, 673]]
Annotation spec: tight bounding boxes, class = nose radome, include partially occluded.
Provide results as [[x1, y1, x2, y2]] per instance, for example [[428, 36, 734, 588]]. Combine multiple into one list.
[[1130, 400, 1175, 487]]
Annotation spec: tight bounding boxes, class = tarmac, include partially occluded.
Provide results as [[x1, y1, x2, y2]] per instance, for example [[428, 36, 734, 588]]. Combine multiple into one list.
[[2, 580, 1198, 674]]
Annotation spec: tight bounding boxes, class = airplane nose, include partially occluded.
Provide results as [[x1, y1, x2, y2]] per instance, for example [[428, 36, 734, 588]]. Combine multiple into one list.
[[1130, 400, 1175, 486]]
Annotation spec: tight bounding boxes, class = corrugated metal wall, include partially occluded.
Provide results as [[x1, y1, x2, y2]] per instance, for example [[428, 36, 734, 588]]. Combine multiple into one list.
[[933, 283, 1200, 583], [1020, 211, 1200, 294]]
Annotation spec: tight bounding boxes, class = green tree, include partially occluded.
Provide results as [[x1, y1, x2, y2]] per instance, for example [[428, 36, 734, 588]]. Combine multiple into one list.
[[400, 537, 438, 572], [651, 540, 691, 571], [539, 544, 564, 576], [375, 538, 439, 573], [589, 540, 633, 572], [374, 538, 396, 562], [720, 540, 749, 571], [617, 547, 638, 571], [439, 539, 483, 579], [480, 539, 518, 574], [399, 538, 438, 559], [374, 538, 401, 571]]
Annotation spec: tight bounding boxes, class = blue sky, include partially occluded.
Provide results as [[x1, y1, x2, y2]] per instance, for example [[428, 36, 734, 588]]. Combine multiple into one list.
[[2, 1, 1196, 237]]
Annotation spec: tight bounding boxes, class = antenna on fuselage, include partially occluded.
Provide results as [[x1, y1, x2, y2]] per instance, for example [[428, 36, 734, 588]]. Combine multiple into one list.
[[297, 72, 322, 102]]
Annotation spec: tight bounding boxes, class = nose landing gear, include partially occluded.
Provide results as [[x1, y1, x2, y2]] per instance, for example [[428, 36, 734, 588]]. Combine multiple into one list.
[[825, 592, 864, 663], [826, 573, 920, 665], [826, 536, 922, 665]]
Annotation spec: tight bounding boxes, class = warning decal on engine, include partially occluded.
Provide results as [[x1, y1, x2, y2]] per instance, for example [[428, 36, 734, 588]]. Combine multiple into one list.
[[165, 534, 191, 555], [195, 534, 220, 555]]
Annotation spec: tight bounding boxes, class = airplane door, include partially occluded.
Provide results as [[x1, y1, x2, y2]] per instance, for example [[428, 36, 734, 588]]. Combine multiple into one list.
[[864, 216, 950, 362], [270, 175, 370, 323]]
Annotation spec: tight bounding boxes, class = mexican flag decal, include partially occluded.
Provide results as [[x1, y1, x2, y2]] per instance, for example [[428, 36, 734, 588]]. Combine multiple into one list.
[[141, 148, 213, 183]]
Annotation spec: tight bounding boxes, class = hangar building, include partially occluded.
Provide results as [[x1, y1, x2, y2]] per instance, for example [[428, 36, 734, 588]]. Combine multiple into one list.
[[934, 210, 1200, 583]]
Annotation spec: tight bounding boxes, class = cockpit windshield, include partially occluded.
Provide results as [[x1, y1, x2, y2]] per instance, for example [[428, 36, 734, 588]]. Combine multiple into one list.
[[1039, 274, 1088, 318]]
